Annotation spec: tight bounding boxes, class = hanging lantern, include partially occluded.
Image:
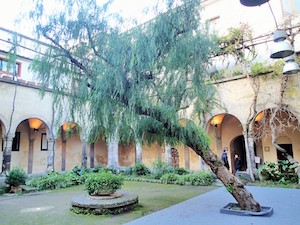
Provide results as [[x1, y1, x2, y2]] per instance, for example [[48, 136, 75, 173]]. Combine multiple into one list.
[[240, 0, 269, 7], [270, 30, 294, 59], [283, 54, 300, 75]]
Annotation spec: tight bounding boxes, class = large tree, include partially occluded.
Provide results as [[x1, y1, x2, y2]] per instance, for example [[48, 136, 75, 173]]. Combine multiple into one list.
[[28, 0, 261, 211]]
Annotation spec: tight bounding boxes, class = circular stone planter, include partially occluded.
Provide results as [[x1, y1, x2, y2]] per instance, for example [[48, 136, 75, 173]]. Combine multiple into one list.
[[71, 192, 138, 215], [220, 203, 273, 217]]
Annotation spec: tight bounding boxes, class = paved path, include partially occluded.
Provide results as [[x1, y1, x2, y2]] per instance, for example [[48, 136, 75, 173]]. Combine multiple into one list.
[[125, 186, 300, 225]]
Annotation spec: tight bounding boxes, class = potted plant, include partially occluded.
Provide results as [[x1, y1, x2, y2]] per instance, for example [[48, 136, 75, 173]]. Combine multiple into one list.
[[84, 171, 124, 196], [5, 167, 27, 193]]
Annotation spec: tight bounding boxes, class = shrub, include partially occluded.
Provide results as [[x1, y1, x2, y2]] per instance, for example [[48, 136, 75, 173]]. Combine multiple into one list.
[[91, 164, 107, 173], [175, 176, 186, 185], [26, 172, 85, 190], [251, 62, 271, 76], [151, 159, 174, 179], [160, 172, 179, 184], [185, 171, 214, 186], [258, 160, 299, 183], [72, 166, 90, 176], [5, 167, 27, 187], [85, 171, 124, 195], [174, 167, 189, 175], [132, 163, 150, 176]]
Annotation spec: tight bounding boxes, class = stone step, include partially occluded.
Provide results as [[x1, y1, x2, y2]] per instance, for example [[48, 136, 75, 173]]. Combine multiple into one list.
[[19, 185, 38, 193]]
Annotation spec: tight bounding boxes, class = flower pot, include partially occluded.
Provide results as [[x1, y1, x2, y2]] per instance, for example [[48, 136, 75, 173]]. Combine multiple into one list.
[[10, 186, 22, 193], [91, 190, 115, 196]]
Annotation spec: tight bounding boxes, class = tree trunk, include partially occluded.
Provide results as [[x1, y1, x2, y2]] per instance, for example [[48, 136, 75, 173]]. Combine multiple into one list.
[[183, 129, 261, 212]]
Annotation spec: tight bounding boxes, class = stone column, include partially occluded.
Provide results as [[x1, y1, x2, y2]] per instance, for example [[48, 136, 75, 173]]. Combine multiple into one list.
[[90, 143, 95, 168], [2, 133, 14, 174], [135, 141, 142, 163], [243, 130, 256, 181], [61, 131, 67, 171], [165, 144, 172, 166], [81, 141, 88, 168], [184, 145, 190, 169], [107, 135, 119, 168], [47, 137, 55, 172]]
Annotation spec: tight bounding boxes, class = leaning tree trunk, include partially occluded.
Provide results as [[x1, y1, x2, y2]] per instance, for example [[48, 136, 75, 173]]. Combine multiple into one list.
[[199, 148, 261, 212], [178, 122, 262, 212]]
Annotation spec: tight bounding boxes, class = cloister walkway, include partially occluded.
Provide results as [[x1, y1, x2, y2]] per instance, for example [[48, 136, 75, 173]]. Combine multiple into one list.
[[125, 186, 300, 225]]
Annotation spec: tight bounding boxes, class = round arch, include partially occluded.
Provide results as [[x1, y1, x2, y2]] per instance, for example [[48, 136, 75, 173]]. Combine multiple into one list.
[[0, 113, 9, 136], [11, 114, 51, 136]]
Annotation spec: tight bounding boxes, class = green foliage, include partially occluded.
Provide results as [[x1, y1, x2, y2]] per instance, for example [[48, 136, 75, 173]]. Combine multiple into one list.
[[174, 167, 189, 175], [72, 166, 91, 176], [160, 172, 179, 184], [132, 163, 150, 176], [5, 167, 27, 187], [183, 171, 214, 186], [217, 23, 256, 62], [26, 172, 86, 190], [270, 59, 284, 77], [84, 171, 124, 195], [174, 176, 186, 185], [28, 0, 217, 154], [91, 164, 114, 173], [150, 159, 174, 179], [258, 160, 299, 184], [250, 62, 271, 76]]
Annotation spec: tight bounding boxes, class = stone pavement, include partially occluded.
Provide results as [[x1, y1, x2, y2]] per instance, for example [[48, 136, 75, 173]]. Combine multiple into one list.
[[124, 186, 300, 225]]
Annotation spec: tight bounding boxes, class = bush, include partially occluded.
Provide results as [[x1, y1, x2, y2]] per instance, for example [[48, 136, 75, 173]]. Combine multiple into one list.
[[258, 160, 299, 184], [5, 167, 27, 187], [72, 166, 90, 176], [175, 176, 186, 185], [160, 172, 179, 184], [184, 171, 214, 186], [132, 163, 150, 176], [174, 167, 189, 175], [151, 159, 174, 179], [85, 171, 124, 195], [26, 172, 86, 190]]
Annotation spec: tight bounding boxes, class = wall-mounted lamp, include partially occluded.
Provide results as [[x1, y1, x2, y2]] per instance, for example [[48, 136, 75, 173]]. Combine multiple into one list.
[[270, 30, 294, 59], [240, 0, 296, 74], [240, 0, 269, 7], [210, 114, 225, 127], [28, 118, 43, 132], [62, 122, 76, 131], [255, 111, 264, 122], [33, 128, 39, 132], [283, 54, 300, 75]]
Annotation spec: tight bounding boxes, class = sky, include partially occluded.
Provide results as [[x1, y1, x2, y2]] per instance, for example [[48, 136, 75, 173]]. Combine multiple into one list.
[[0, 0, 159, 34]]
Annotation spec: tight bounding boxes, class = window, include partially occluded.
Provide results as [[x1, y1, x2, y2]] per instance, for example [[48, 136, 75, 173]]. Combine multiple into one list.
[[12, 132, 20, 151], [282, 0, 300, 16], [41, 133, 48, 151], [0, 58, 21, 76]]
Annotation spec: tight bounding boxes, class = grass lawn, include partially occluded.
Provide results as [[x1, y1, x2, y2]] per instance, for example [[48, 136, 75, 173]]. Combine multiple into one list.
[[0, 181, 218, 225]]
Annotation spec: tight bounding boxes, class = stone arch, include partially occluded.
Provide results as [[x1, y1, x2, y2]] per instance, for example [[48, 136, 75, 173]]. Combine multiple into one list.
[[11, 114, 51, 137], [0, 113, 9, 136], [56, 121, 82, 171], [207, 113, 243, 163]]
